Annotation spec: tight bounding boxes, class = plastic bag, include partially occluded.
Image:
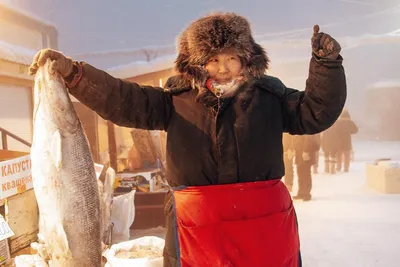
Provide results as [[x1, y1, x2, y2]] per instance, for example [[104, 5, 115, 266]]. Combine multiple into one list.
[[98, 167, 116, 245], [110, 190, 135, 243], [14, 254, 48, 267], [102, 167, 116, 245], [103, 236, 164, 267]]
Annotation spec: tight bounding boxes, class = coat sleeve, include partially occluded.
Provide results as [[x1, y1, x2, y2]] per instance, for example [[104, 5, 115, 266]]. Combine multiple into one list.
[[281, 55, 347, 134], [66, 62, 173, 130]]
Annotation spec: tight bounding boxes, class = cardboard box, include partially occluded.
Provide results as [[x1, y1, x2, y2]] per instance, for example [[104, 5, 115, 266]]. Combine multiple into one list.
[[366, 163, 400, 194], [0, 150, 38, 257]]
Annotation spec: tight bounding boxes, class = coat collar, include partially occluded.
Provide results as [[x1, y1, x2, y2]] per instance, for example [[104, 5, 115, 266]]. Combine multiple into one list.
[[163, 74, 286, 109]]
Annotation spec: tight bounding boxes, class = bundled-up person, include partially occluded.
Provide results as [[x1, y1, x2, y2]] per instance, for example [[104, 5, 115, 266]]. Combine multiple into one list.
[[321, 123, 339, 174], [335, 109, 358, 172], [312, 133, 321, 174], [28, 12, 346, 267], [283, 133, 295, 192], [292, 134, 321, 201]]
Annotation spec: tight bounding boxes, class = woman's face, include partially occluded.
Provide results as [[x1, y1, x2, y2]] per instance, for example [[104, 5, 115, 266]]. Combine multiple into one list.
[[205, 50, 243, 84]]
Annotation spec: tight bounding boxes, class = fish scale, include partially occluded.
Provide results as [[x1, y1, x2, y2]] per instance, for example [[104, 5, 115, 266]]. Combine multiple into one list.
[[31, 59, 102, 267]]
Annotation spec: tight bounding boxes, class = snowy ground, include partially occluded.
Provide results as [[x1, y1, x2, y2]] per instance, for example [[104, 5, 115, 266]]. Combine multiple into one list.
[[130, 140, 400, 267], [295, 140, 400, 267]]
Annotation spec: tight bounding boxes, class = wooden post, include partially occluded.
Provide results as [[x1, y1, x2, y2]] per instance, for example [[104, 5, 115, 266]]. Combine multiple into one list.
[[107, 121, 118, 172], [1, 131, 7, 150]]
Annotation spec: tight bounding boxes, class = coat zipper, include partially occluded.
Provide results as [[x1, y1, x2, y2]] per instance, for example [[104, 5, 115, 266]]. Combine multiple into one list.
[[215, 97, 222, 179]]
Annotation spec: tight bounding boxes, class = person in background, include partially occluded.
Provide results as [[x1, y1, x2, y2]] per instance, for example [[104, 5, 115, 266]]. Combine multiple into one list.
[[28, 12, 346, 267], [312, 133, 321, 174], [283, 133, 295, 192], [321, 124, 339, 174], [293, 134, 321, 201], [335, 109, 358, 172]]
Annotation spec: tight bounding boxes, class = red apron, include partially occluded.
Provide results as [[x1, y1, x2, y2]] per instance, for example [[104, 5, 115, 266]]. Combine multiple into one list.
[[172, 180, 300, 267]]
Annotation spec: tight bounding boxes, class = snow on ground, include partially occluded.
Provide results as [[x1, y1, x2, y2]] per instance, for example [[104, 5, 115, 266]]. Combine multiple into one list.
[[130, 140, 400, 267], [295, 140, 400, 267]]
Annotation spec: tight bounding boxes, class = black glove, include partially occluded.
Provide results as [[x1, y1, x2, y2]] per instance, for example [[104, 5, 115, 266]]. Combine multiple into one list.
[[311, 25, 341, 60]]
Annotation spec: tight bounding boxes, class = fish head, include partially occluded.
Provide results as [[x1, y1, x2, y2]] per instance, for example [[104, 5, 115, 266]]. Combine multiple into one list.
[[34, 58, 80, 134]]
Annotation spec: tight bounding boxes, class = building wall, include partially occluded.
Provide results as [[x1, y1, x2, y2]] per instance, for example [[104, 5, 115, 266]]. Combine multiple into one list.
[[0, 4, 58, 49], [0, 83, 32, 152], [0, 4, 58, 152], [365, 86, 400, 141], [0, 17, 43, 51], [92, 69, 175, 166], [125, 68, 176, 87]]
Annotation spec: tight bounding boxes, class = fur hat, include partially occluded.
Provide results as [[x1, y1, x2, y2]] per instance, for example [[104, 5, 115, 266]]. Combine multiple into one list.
[[175, 12, 269, 88]]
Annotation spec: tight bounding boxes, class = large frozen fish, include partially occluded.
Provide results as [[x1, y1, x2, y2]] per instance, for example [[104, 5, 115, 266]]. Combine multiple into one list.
[[31, 59, 101, 266]]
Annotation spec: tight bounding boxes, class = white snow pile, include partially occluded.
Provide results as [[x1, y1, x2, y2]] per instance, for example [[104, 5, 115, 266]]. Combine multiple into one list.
[[0, 40, 36, 65], [106, 54, 176, 79]]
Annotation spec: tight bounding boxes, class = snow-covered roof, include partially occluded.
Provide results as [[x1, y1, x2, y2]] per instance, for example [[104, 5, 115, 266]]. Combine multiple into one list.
[[0, 40, 36, 65], [0, 2, 57, 29], [368, 80, 400, 89], [107, 54, 176, 79], [73, 45, 176, 70], [0, 70, 32, 81], [73, 45, 175, 58]]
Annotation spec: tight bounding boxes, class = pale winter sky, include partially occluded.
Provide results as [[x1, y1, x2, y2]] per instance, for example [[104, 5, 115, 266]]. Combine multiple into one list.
[[4, 0, 400, 55]]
